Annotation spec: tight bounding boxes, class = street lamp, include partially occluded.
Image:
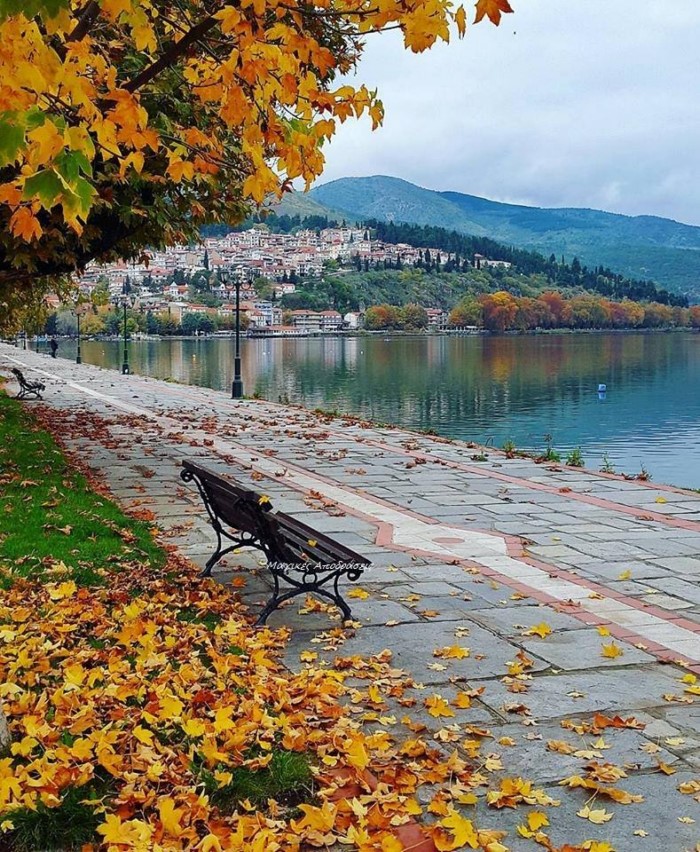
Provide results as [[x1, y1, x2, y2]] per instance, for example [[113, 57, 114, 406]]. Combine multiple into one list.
[[112, 282, 136, 375], [71, 304, 82, 364], [221, 269, 244, 398]]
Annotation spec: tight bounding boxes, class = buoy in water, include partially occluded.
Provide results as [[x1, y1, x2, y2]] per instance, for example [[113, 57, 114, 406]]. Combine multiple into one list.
[[598, 383, 607, 393]]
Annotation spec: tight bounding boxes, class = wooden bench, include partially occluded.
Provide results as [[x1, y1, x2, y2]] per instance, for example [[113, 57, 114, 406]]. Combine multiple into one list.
[[181, 460, 370, 624], [11, 368, 45, 400]]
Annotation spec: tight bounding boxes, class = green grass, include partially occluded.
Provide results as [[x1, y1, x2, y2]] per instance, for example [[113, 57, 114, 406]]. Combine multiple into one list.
[[0, 392, 166, 586], [7, 785, 106, 851], [198, 750, 314, 814]]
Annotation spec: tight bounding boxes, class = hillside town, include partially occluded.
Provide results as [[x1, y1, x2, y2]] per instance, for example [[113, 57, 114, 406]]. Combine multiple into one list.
[[74, 226, 510, 335]]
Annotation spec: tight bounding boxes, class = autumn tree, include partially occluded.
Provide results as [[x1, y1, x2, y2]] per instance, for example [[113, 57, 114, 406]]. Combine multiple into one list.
[[364, 304, 402, 330], [0, 0, 515, 330], [401, 302, 429, 329], [479, 291, 518, 332], [448, 296, 482, 327]]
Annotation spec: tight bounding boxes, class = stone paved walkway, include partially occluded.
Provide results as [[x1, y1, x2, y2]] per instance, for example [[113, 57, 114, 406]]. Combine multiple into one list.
[[3, 345, 700, 851]]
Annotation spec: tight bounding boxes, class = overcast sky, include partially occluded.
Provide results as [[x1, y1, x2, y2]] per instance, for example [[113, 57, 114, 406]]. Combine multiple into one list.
[[316, 0, 700, 226]]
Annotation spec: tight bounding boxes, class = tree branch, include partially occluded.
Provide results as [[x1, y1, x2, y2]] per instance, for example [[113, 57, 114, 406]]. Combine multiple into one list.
[[124, 16, 219, 94], [67, 0, 101, 43]]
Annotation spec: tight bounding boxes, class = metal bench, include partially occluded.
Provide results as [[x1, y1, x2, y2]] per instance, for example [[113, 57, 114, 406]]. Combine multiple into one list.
[[10, 368, 45, 400], [181, 460, 370, 624]]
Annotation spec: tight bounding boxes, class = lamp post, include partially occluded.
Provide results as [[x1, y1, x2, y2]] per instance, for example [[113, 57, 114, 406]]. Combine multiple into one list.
[[221, 269, 244, 399], [112, 282, 135, 375], [72, 306, 82, 364], [121, 298, 128, 374]]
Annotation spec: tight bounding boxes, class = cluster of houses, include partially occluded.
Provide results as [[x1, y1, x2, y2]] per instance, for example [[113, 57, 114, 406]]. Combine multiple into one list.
[[74, 226, 507, 335]]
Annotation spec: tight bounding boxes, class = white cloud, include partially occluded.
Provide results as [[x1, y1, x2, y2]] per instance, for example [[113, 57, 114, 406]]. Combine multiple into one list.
[[316, 0, 700, 225]]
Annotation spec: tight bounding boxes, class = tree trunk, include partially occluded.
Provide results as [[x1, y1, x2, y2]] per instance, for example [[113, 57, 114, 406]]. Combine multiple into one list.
[[0, 701, 11, 749]]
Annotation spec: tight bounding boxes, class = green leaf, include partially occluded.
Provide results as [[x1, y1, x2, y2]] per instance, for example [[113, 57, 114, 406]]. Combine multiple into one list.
[[25, 108, 46, 132], [54, 150, 80, 183], [0, 115, 25, 167], [71, 151, 93, 177], [22, 169, 63, 207], [65, 175, 96, 218]]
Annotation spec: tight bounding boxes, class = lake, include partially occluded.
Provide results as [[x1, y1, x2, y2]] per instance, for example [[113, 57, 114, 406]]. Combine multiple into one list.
[[37, 331, 700, 489]]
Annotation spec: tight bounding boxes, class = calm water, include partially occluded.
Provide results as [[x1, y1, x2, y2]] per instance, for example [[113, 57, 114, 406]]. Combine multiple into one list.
[[38, 332, 700, 488]]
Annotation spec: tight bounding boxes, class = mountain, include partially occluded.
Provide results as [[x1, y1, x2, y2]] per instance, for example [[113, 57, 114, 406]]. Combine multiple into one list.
[[306, 176, 700, 296], [273, 190, 351, 224]]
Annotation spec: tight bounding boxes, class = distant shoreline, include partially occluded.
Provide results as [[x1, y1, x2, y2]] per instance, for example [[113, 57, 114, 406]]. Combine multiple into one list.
[[19, 325, 699, 345]]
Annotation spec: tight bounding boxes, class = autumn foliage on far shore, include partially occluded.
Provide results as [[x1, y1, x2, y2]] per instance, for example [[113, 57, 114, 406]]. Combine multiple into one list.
[[366, 291, 700, 332]]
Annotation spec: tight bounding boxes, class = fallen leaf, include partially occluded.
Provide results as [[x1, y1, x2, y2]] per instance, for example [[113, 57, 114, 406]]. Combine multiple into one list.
[[601, 642, 624, 659], [348, 588, 370, 599], [577, 805, 613, 824]]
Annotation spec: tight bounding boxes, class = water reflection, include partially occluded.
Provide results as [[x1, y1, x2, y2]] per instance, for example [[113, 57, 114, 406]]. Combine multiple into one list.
[[44, 332, 700, 487]]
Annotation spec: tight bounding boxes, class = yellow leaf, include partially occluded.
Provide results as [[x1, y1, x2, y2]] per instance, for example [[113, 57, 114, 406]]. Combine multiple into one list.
[[425, 694, 455, 718], [438, 808, 479, 850], [601, 642, 624, 659], [299, 650, 317, 662], [655, 496, 667, 503], [527, 811, 549, 831], [182, 718, 206, 737], [344, 736, 369, 770], [47, 580, 77, 600], [523, 622, 552, 639], [634, 829, 649, 837], [617, 569, 632, 580], [434, 645, 470, 659], [577, 805, 613, 824], [597, 625, 611, 636], [159, 695, 184, 720], [158, 797, 185, 837], [199, 834, 223, 852], [290, 801, 337, 834], [454, 5, 467, 37], [133, 726, 154, 746], [454, 691, 472, 709], [348, 588, 370, 599], [678, 816, 695, 824]]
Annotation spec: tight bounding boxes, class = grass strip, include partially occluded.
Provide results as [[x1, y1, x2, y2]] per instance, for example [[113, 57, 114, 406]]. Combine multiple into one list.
[[0, 392, 165, 587]]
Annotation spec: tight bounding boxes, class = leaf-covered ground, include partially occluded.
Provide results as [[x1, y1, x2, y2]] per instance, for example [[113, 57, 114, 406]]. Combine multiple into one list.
[[0, 392, 507, 851], [1, 387, 698, 852]]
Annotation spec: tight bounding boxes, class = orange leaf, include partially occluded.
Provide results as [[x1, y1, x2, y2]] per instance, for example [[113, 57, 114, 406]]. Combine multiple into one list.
[[474, 0, 514, 26], [9, 207, 42, 241]]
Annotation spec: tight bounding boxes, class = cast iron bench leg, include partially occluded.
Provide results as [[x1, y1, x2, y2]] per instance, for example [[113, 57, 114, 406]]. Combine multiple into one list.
[[254, 569, 353, 625]]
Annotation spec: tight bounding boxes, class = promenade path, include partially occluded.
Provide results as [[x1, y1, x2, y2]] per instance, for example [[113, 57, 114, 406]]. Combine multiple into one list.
[[3, 344, 700, 850]]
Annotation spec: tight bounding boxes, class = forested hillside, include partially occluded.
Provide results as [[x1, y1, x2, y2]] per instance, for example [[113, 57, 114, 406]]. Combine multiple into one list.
[[306, 176, 700, 297]]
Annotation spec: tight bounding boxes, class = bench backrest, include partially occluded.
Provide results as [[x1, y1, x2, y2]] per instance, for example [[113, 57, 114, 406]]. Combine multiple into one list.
[[11, 368, 25, 384], [182, 460, 296, 561], [275, 511, 371, 566], [182, 460, 370, 567]]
